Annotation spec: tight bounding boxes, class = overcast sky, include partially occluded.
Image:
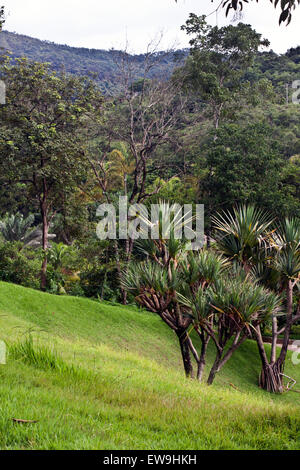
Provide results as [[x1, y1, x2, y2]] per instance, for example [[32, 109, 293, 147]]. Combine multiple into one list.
[[3, 0, 300, 53]]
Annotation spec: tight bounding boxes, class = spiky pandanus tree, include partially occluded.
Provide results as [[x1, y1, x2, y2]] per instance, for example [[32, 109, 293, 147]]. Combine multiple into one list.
[[205, 278, 281, 385], [121, 260, 195, 378], [178, 251, 225, 380], [122, 201, 196, 377], [213, 205, 300, 393], [255, 218, 300, 392], [212, 205, 273, 273]]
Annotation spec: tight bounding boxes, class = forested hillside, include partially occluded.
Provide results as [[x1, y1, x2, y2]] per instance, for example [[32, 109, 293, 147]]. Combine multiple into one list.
[[2, 29, 300, 94]]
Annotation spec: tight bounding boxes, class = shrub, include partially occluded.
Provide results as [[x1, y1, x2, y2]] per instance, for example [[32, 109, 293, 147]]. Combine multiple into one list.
[[0, 242, 41, 289]]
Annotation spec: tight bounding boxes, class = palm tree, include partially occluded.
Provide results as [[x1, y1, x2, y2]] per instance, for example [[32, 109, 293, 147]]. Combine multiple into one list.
[[122, 201, 197, 377], [178, 251, 226, 380], [47, 242, 70, 271]]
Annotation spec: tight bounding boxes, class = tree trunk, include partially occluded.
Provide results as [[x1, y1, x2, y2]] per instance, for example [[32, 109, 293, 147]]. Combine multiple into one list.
[[277, 280, 293, 367], [207, 350, 222, 385], [270, 315, 278, 364], [40, 201, 49, 291], [177, 330, 194, 379], [259, 281, 294, 393], [259, 362, 284, 393], [197, 336, 209, 382], [256, 324, 284, 393]]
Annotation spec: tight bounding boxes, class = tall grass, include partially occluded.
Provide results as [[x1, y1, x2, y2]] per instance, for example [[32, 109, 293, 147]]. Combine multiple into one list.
[[9, 335, 85, 378]]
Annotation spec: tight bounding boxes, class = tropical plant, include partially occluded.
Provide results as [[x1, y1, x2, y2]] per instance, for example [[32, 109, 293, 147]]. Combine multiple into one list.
[[0, 213, 56, 248], [178, 250, 226, 380], [212, 205, 273, 272], [122, 201, 196, 377], [206, 277, 282, 385], [214, 205, 300, 392], [0, 213, 35, 244], [255, 218, 300, 392], [47, 242, 71, 271], [121, 260, 195, 377]]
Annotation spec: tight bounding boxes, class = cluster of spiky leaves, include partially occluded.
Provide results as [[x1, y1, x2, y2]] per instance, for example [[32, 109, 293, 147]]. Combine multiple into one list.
[[122, 248, 281, 334], [0, 213, 56, 248], [213, 205, 300, 287], [269, 218, 300, 280], [135, 200, 194, 265], [211, 277, 282, 331], [212, 205, 273, 267]]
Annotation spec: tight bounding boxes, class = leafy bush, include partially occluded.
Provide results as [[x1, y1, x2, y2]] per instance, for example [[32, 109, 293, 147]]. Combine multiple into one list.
[[0, 242, 41, 289], [79, 266, 119, 300], [65, 280, 85, 297], [291, 324, 300, 338]]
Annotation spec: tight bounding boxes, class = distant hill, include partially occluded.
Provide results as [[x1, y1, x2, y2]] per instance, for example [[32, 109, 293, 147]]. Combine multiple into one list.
[[1, 30, 300, 95], [0, 30, 186, 93]]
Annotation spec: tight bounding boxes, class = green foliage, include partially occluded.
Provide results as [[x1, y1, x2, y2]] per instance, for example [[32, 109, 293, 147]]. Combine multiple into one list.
[[177, 15, 269, 129], [212, 205, 273, 266], [210, 276, 282, 326], [47, 243, 71, 271], [199, 123, 287, 218], [0, 242, 41, 289], [217, 0, 300, 26], [9, 335, 83, 377], [0, 213, 35, 243], [270, 217, 300, 281]]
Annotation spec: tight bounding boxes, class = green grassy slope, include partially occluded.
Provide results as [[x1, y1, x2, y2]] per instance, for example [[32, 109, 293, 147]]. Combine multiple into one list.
[[0, 281, 299, 450]]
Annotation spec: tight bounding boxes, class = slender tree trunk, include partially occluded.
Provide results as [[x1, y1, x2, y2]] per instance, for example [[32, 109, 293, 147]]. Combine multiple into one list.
[[177, 330, 194, 379], [277, 280, 293, 367], [207, 332, 247, 385], [207, 350, 222, 385], [270, 316, 278, 364], [40, 200, 49, 291], [194, 326, 210, 382], [197, 337, 209, 381]]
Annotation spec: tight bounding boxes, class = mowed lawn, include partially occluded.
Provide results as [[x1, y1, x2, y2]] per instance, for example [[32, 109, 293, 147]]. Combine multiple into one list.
[[0, 281, 299, 450]]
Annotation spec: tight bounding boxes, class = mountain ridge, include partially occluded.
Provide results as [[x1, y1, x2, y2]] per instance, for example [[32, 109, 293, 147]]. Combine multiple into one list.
[[0, 30, 184, 92]]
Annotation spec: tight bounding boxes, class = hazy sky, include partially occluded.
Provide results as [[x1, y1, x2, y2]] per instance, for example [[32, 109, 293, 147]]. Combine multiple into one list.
[[3, 0, 300, 53]]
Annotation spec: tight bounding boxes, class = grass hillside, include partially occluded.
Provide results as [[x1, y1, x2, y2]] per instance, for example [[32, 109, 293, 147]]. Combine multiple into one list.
[[0, 281, 299, 450]]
